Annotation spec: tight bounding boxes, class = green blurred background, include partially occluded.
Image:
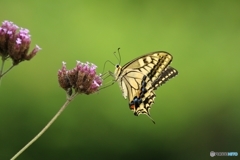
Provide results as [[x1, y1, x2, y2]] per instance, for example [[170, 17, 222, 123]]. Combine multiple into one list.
[[1, 0, 240, 160]]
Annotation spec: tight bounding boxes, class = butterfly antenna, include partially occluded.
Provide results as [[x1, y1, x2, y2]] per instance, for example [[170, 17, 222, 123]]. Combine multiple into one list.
[[117, 48, 121, 65], [146, 114, 156, 124], [113, 48, 121, 65]]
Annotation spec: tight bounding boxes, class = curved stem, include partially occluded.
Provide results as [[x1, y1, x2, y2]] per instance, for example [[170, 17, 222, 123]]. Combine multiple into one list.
[[0, 64, 15, 79], [0, 57, 6, 78], [10, 92, 79, 160]]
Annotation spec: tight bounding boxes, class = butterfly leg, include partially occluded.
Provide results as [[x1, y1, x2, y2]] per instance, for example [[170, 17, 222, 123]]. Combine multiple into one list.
[[98, 71, 116, 91]]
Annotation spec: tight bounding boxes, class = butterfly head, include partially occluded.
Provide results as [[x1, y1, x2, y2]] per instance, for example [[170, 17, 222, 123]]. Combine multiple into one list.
[[114, 64, 122, 79], [115, 64, 121, 70]]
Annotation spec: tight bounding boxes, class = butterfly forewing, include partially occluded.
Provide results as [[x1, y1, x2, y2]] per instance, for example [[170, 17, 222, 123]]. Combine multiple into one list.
[[115, 51, 172, 97], [121, 52, 173, 83]]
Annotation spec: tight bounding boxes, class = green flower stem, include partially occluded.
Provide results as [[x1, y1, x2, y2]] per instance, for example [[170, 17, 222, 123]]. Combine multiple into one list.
[[0, 65, 15, 79], [10, 92, 79, 160], [0, 57, 6, 78]]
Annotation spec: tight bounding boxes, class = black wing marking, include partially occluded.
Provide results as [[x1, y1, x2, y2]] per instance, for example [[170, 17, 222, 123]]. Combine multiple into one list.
[[152, 66, 178, 90]]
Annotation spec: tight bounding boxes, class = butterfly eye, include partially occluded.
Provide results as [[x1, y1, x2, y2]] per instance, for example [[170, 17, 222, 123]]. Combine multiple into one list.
[[116, 64, 119, 68]]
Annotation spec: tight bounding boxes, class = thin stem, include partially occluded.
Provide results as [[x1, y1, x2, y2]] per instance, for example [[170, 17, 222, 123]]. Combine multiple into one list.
[[0, 57, 6, 77], [10, 92, 79, 160], [0, 64, 15, 79]]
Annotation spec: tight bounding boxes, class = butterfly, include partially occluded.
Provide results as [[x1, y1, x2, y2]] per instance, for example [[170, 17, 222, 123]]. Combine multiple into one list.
[[114, 51, 178, 123]]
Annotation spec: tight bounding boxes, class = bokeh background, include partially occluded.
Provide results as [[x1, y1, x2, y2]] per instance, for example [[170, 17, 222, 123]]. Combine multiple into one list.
[[1, 0, 240, 160]]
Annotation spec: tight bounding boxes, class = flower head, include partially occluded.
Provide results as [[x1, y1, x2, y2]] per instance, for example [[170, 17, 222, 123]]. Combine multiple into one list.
[[58, 61, 102, 95], [0, 20, 41, 65]]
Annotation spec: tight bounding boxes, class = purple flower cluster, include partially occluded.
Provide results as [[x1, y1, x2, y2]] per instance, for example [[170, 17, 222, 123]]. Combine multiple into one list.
[[58, 61, 102, 95], [0, 20, 41, 65]]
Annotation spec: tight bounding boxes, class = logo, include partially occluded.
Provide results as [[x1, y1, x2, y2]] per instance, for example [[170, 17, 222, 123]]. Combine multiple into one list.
[[210, 151, 215, 157], [210, 151, 238, 157]]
